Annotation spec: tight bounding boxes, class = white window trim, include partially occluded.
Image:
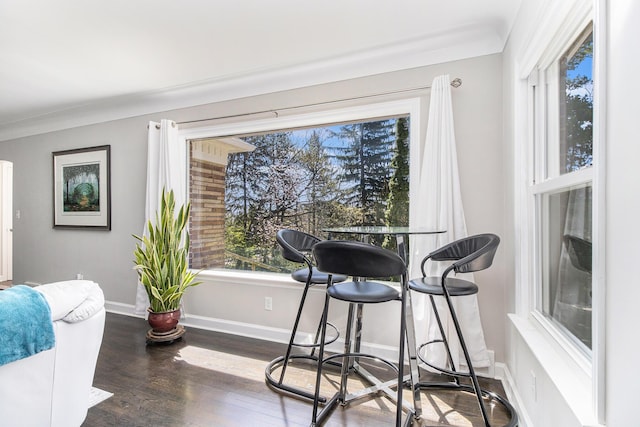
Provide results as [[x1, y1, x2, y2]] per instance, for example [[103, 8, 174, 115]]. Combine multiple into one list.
[[180, 97, 423, 272], [591, 0, 607, 420], [530, 167, 593, 195], [513, 0, 605, 423]]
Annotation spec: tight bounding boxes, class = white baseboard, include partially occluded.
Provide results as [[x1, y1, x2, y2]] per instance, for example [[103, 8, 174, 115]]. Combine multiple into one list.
[[106, 301, 504, 381], [105, 301, 144, 318], [178, 310, 401, 359], [106, 301, 411, 360], [459, 349, 495, 378], [496, 362, 533, 427]]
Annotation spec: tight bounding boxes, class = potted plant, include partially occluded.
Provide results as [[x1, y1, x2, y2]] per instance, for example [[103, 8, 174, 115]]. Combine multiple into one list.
[[133, 188, 200, 342]]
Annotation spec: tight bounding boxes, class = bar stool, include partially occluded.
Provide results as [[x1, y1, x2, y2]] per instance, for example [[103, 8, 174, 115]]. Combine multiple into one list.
[[265, 229, 346, 401], [310, 240, 416, 427], [408, 233, 518, 427], [564, 234, 592, 274]]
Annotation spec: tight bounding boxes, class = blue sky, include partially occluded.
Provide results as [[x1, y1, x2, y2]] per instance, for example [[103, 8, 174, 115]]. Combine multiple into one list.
[[568, 55, 592, 79]]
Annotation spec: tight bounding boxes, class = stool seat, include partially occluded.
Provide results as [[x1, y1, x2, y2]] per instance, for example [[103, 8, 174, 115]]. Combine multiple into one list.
[[408, 276, 478, 296], [328, 281, 399, 304], [292, 267, 347, 285]]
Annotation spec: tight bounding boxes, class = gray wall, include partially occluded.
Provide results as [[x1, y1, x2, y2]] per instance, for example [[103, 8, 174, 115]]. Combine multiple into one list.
[[0, 53, 507, 362], [1, 119, 147, 301]]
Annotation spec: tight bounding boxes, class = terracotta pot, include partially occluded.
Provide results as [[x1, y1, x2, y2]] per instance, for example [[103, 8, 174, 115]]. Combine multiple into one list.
[[147, 308, 181, 333]]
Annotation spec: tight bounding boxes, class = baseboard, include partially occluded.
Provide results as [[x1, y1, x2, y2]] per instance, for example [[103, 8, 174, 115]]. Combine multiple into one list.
[[459, 349, 495, 378], [107, 301, 514, 387], [178, 311, 401, 359], [495, 362, 533, 427], [105, 301, 145, 318], [105, 301, 403, 359], [23, 281, 42, 287]]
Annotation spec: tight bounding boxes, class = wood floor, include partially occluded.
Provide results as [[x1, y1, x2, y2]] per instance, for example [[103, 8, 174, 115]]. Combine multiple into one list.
[[84, 313, 513, 427]]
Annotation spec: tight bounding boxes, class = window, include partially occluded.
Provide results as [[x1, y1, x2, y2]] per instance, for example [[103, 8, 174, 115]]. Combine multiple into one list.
[[183, 99, 421, 274], [219, 118, 408, 272], [529, 24, 594, 352]]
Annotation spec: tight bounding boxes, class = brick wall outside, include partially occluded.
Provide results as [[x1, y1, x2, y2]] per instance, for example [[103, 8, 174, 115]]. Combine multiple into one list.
[[189, 158, 226, 269]]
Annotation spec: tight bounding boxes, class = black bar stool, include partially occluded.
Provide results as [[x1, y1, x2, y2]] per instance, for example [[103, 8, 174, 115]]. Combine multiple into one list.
[[310, 240, 417, 427], [564, 234, 592, 274], [408, 233, 518, 427], [265, 229, 346, 401]]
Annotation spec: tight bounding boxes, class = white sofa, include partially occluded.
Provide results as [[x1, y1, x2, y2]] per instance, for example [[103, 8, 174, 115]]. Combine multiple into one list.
[[0, 280, 106, 427]]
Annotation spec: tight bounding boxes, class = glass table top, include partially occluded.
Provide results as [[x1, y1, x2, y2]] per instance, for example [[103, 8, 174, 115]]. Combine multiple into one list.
[[322, 226, 446, 235]]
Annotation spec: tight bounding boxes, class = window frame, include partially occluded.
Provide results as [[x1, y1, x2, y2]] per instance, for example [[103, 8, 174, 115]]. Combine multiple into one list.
[[180, 97, 423, 275], [515, 0, 605, 422], [529, 13, 595, 364]]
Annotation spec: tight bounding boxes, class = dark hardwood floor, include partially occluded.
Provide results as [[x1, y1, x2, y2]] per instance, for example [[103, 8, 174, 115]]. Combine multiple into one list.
[[84, 313, 512, 427]]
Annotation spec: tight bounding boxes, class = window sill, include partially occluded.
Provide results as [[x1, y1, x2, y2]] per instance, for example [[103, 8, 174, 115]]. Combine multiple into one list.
[[195, 268, 308, 289], [509, 314, 601, 427]]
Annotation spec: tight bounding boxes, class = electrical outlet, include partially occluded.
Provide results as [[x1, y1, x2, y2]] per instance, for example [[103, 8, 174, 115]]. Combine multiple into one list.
[[76, 273, 84, 280], [264, 297, 273, 311]]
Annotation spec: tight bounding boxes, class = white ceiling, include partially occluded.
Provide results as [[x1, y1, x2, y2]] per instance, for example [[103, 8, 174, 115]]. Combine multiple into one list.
[[0, 0, 522, 140]]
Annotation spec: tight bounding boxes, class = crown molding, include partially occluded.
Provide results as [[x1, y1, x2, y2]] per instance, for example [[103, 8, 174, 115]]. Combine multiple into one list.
[[0, 25, 503, 142]]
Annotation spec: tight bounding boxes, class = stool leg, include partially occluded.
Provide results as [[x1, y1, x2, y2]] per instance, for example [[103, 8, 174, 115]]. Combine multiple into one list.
[[443, 293, 491, 427], [339, 302, 357, 401], [354, 302, 364, 355], [396, 285, 407, 427], [311, 292, 331, 426], [279, 276, 314, 383], [309, 308, 324, 359], [429, 295, 459, 383], [404, 289, 422, 418]]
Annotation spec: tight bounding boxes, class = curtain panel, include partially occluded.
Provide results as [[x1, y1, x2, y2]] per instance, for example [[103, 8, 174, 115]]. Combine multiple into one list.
[[409, 75, 490, 369], [134, 119, 187, 315]]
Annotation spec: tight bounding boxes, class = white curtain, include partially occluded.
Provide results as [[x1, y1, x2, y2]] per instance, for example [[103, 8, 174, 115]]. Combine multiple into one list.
[[410, 74, 490, 369], [134, 119, 187, 315]]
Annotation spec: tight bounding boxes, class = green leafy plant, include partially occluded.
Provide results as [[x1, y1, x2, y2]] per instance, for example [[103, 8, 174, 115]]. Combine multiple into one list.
[[133, 188, 200, 313]]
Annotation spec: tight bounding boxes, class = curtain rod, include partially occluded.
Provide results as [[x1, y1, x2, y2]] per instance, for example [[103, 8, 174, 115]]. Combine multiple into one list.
[[174, 77, 462, 127]]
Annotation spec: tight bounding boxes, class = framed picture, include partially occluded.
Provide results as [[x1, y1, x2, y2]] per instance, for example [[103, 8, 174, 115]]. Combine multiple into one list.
[[53, 145, 111, 230]]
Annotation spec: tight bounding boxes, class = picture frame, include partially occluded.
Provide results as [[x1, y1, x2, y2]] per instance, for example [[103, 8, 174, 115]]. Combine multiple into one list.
[[53, 145, 111, 230]]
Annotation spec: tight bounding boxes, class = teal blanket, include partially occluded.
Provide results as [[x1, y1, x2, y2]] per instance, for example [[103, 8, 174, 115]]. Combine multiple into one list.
[[0, 285, 55, 366]]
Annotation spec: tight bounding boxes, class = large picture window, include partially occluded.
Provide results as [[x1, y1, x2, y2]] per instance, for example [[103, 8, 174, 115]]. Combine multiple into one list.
[[183, 99, 421, 275], [530, 24, 594, 351], [222, 117, 409, 272]]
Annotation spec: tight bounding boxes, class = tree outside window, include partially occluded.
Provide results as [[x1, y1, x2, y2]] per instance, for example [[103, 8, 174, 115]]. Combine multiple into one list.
[[223, 116, 410, 272]]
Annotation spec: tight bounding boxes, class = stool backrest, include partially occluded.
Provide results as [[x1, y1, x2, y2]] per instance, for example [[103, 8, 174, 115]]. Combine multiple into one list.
[[423, 233, 500, 276], [276, 229, 321, 265], [313, 240, 406, 278], [563, 234, 592, 273]]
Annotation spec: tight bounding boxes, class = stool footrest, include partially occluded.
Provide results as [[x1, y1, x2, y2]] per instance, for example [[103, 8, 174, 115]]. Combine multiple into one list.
[[322, 352, 400, 375], [293, 322, 339, 348], [417, 340, 472, 378], [265, 355, 329, 402]]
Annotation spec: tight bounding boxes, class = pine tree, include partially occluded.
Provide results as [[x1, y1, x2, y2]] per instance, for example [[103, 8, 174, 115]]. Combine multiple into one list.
[[563, 33, 593, 172], [333, 119, 395, 224], [385, 116, 410, 227], [297, 130, 340, 234]]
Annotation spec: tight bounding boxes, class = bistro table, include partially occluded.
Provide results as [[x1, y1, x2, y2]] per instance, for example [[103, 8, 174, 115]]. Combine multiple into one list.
[[321, 226, 446, 420]]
